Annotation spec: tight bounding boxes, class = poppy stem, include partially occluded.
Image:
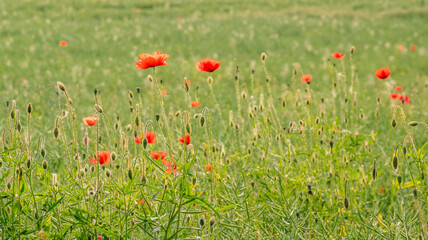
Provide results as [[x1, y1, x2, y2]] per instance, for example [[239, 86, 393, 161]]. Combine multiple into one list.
[[153, 68, 173, 144]]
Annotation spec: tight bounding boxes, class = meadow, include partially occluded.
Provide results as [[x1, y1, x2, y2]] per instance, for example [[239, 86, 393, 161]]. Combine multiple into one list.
[[0, 0, 427, 239]]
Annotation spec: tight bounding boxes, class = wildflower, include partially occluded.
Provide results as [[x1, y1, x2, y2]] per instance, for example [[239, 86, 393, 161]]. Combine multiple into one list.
[[375, 68, 391, 80], [59, 41, 68, 46], [390, 93, 399, 99], [98, 151, 111, 165], [331, 51, 345, 59], [135, 132, 156, 144], [196, 58, 221, 72], [410, 45, 417, 51], [395, 86, 402, 91], [97, 237, 102, 240], [205, 164, 212, 172], [186, 79, 191, 86], [150, 151, 167, 160], [135, 51, 169, 70], [82, 116, 98, 126], [138, 198, 151, 205], [398, 45, 404, 51], [191, 101, 201, 107], [300, 74, 312, 84], [179, 134, 191, 145], [161, 159, 179, 173], [177, 17, 182, 21], [135, 9, 141, 13], [161, 90, 167, 95]]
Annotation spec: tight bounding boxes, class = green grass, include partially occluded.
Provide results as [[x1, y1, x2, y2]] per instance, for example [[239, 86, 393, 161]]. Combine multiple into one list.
[[0, 0, 427, 239]]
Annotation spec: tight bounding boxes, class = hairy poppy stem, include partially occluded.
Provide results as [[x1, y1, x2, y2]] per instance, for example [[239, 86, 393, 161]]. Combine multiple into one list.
[[153, 68, 173, 144]]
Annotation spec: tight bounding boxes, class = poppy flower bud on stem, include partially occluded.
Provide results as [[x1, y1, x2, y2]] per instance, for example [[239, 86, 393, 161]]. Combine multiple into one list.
[[408, 121, 418, 126], [209, 216, 216, 228], [261, 52, 267, 61], [147, 75, 153, 82], [26, 103, 33, 114], [199, 215, 206, 227], [207, 76, 213, 85], [94, 104, 103, 113], [350, 46, 356, 55], [57, 82, 66, 92]]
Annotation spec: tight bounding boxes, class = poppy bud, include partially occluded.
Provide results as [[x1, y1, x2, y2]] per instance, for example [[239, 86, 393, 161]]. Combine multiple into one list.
[[7, 182, 12, 190], [392, 156, 398, 170], [53, 127, 60, 139], [186, 123, 192, 134], [350, 46, 356, 55], [68, 98, 73, 105], [199, 215, 205, 227], [10, 109, 15, 119], [105, 169, 111, 178], [207, 76, 213, 85], [128, 90, 134, 100], [128, 169, 133, 180], [147, 75, 153, 82], [17, 122, 22, 132], [397, 175, 402, 185], [90, 165, 95, 173], [261, 52, 267, 61], [329, 141, 333, 148], [79, 169, 85, 178], [344, 197, 350, 209], [26, 159, 31, 168], [315, 117, 320, 124], [136, 87, 141, 94], [125, 124, 132, 131], [155, 114, 160, 122], [209, 216, 216, 228], [26, 103, 33, 114], [235, 124, 240, 131], [317, 129, 322, 135], [372, 167, 377, 180], [413, 189, 417, 197], [94, 104, 103, 113], [293, 68, 298, 76], [40, 148, 46, 158], [199, 116, 205, 128], [391, 119, 397, 128], [57, 82, 66, 92], [408, 121, 418, 126], [134, 116, 139, 126], [241, 91, 247, 99], [142, 138, 148, 149]]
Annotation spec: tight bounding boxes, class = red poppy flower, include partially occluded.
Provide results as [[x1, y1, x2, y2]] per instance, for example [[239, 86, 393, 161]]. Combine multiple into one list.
[[331, 51, 345, 59], [186, 80, 191, 86], [97, 237, 102, 240], [135, 132, 156, 144], [161, 159, 179, 173], [403, 95, 410, 105], [375, 68, 391, 80], [300, 74, 312, 84], [390, 93, 399, 99], [205, 164, 212, 172], [20, 78, 26, 82], [151, 151, 167, 160], [410, 45, 417, 51], [89, 158, 98, 165], [179, 134, 191, 145], [177, 17, 182, 21], [161, 90, 167, 95], [83, 116, 98, 126], [59, 41, 68, 46], [98, 151, 111, 165], [136, 9, 141, 13], [138, 198, 151, 205], [191, 101, 201, 107], [398, 45, 404, 51], [135, 51, 169, 70], [395, 86, 402, 91], [196, 58, 221, 72]]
